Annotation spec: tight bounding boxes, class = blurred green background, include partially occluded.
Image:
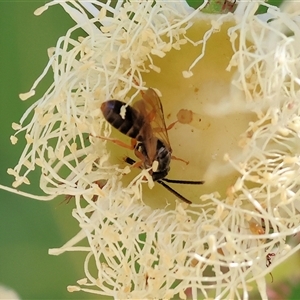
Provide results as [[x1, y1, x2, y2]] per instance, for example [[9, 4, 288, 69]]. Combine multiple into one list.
[[1, 1, 299, 300]]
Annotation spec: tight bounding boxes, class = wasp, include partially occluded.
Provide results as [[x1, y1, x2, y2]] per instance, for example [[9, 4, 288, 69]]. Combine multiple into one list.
[[100, 88, 204, 204]]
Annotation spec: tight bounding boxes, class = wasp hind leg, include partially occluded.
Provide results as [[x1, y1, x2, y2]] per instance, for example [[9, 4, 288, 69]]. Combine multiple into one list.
[[91, 134, 137, 150]]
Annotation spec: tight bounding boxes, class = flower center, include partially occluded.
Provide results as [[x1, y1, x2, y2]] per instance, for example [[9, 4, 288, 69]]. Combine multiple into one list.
[[117, 19, 257, 207]]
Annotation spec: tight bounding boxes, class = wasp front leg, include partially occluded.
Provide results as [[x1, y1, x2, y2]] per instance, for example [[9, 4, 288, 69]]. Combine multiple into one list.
[[133, 142, 147, 169], [127, 158, 143, 169]]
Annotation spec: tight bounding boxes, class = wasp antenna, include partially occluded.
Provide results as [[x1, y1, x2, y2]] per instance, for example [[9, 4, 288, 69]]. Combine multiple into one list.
[[157, 180, 192, 204], [161, 178, 204, 185]]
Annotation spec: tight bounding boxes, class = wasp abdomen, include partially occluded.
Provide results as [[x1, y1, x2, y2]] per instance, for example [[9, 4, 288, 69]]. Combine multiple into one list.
[[101, 100, 144, 140]]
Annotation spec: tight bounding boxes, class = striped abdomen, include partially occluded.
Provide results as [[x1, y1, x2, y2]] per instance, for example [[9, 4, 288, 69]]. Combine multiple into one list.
[[101, 100, 145, 141]]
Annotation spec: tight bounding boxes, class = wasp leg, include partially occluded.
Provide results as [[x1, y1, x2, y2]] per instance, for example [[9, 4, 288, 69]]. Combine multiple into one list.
[[171, 155, 189, 165], [91, 134, 136, 150], [133, 143, 147, 169], [166, 120, 178, 131], [129, 158, 143, 169], [123, 156, 144, 171], [152, 120, 178, 134]]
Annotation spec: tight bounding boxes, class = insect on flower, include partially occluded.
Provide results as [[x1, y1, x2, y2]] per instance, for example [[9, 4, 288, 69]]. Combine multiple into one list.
[[266, 252, 276, 282], [100, 87, 204, 204]]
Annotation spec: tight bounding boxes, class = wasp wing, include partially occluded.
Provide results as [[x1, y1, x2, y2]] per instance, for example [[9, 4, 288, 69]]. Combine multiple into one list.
[[133, 88, 172, 162]]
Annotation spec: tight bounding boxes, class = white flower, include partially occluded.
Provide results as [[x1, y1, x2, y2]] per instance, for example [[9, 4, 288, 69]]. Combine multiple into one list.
[[3, 0, 300, 299], [0, 285, 20, 300]]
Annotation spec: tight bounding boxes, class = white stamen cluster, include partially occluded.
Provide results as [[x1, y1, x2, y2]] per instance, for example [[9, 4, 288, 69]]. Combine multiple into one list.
[[5, 1, 300, 299]]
